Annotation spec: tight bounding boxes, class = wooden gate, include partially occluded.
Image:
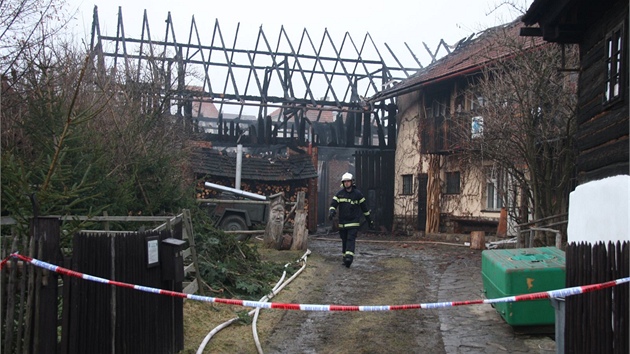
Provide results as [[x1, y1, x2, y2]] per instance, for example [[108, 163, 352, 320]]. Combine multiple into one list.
[[565, 241, 629, 353], [354, 150, 395, 231], [65, 229, 184, 353], [1, 213, 195, 354]]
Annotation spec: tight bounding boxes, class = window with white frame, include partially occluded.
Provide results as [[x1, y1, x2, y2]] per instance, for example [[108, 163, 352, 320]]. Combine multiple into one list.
[[402, 175, 413, 195], [470, 94, 485, 111], [469, 93, 484, 139], [471, 116, 483, 138], [605, 24, 624, 103], [486, 168, 504, 210]]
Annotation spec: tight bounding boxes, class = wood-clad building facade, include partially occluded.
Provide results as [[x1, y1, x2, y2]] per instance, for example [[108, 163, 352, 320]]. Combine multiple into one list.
[[522, 0, 629, 183]]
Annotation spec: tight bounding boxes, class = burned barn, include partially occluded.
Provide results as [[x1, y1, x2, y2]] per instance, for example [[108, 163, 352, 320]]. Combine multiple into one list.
[[87, 6, 427, 230]]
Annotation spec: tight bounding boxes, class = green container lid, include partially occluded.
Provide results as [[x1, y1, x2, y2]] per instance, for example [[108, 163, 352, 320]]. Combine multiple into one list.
[[511, 253, 555, 261], [481, 247, 566, 326]]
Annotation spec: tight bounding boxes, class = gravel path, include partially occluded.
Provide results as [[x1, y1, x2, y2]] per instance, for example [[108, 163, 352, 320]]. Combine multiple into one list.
[[261, 234, 556, 353]]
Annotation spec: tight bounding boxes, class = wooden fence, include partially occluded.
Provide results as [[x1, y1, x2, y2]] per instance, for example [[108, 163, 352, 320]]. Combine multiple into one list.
[[67, 229, 183, 353], [565, 241, 629, 353], [1, 212, 199, 354]]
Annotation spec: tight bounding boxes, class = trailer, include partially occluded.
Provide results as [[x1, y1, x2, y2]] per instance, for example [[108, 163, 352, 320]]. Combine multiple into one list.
[[199, 182, 269, 239]]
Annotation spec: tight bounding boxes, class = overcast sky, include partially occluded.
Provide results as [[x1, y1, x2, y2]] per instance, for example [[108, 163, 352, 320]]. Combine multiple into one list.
[[64, 0, 534, 115], [67, 0, 533, 66]]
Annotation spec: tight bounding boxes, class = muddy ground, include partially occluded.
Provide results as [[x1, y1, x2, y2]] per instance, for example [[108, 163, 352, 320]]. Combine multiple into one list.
[[183, 232, 556, 353]]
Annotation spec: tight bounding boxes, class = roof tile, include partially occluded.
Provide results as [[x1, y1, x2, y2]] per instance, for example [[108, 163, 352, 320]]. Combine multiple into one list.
[[370, 17, 545, 101], [191, 148, 317, 181]]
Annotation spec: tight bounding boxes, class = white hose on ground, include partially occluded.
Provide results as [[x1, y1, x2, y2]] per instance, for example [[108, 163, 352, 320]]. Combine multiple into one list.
[[252, 249, 311, 354], [195, 249, 311, 354]]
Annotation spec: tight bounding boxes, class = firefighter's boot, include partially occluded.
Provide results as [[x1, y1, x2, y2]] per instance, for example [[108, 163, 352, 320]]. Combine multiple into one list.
[[343, 252, 354, 268]]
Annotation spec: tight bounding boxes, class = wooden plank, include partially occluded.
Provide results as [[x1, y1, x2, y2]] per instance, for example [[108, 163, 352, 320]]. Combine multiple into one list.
[[182, 209, 203, 295], [33, 217, 61, 353], [604, 242, 613, 353], [223, 229, 266, 235], [0, 216, 17, 225], [154, 214, 184, 232], [183, 279, 199, 294], [577, 138, 629, 172], [578, 161, 630, 184], [576, 108, 629, 151], [183, 262, 195, 275], [565, 244, 574, 352], [577, 49, 605, 103], [50, 215, 179, 222]]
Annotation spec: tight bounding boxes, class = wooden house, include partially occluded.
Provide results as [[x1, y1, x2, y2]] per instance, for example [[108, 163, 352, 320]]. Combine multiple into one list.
[[521, 2, 629, 352], [368, 18, 548, 235], [521, 0, 629, 183]]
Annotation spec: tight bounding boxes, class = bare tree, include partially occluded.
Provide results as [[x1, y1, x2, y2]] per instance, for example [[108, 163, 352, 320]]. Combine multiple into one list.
[[0, 0, 71, 76], [456, 29, 578, 233], [1, 0, 196, 230]]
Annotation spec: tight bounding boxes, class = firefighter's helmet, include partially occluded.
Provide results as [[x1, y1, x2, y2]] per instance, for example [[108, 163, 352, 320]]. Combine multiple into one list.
[[341, 172, 354, 182]]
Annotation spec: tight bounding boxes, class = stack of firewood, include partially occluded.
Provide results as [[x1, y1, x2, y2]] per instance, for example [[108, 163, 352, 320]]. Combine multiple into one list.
[[197, 177, 309, 204]]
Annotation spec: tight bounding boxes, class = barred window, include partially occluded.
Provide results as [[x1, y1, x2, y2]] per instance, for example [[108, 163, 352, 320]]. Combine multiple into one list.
[[445, 172, 460, 194], [402, 175, 413, 195]]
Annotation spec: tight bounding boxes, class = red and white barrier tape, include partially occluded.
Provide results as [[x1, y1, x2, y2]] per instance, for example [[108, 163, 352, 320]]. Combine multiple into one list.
[[2, 253, 629, 311]]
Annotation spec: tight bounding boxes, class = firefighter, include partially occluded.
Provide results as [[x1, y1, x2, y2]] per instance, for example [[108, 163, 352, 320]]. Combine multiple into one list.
[[329, 172, 374, 268]]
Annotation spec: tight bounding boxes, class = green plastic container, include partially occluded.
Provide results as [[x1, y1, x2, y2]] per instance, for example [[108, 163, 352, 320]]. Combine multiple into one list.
[[481, 247, 566, 326]]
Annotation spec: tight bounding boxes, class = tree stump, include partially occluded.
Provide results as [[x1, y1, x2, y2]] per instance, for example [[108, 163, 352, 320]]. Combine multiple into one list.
[[470, 231, 485, 250], [497, 208, 508, 237], [291, 191, 308, 250]]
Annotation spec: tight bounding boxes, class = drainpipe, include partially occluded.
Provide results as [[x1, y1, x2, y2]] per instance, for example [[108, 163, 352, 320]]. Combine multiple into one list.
[[235, 144, 243, 190], [204, 182, 267, 201]]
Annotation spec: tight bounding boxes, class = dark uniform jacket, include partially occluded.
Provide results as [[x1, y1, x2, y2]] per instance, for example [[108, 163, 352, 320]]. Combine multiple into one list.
[[329, 186, 370, 229]]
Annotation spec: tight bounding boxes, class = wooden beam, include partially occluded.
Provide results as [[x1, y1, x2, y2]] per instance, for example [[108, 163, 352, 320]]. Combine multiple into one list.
[[520, 27, 543, 37]]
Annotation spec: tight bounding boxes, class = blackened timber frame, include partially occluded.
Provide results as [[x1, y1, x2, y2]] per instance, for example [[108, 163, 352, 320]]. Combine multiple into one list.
[[89, 6, 427, 148]]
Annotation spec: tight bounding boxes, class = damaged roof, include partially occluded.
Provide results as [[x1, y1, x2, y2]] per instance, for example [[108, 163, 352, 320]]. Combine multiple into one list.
[[192, 148, 318, 181], [368, 17, 543, 102]]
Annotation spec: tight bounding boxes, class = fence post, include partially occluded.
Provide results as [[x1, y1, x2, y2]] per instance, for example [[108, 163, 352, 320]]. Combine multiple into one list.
[[555, 231, 562, 250], [550, 297, 565, 354], [182, 209, 203, 295], [31, 217, 62, 354]]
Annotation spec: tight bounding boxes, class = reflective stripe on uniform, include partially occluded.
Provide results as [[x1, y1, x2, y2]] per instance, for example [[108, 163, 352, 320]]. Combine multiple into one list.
[[335, 197, 362, 205], [338, 222, 361, 228]]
